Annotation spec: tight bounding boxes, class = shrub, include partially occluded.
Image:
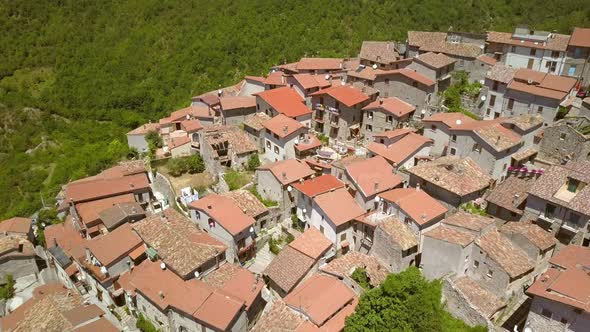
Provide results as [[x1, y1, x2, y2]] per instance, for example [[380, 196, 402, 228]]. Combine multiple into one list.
[[167, 158, 188, 177], [136, 313, 160, 332], [124, 306, 130, 315], [268, 237, 281, 255], [286, 233, 295, 243], [351, 268, 371, 290], [248, 185, 278, 207], [224, 170, 251, 190], [0, 275, 16, 300], [317, 133, 329, 146], [145, 130, 163, 153], [246, 154, 260, 171], [186, 154, 205, 174]]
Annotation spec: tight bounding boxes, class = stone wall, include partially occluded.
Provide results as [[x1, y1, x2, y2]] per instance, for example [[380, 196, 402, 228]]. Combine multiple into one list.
[[442, 278, 494, 329]]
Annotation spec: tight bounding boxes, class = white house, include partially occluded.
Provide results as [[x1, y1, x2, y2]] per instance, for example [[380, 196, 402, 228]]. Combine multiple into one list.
[[262, 114, 308, 162]]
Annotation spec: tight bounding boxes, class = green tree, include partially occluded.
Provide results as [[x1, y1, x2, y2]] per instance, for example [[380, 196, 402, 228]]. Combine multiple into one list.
[[186, 154, 205, 174], [167, 158, 187, 177], [345, 267, 486, 332], [0, 275, 16, 300], [246, 154, 260, 171], [351, 268, 371, 290]]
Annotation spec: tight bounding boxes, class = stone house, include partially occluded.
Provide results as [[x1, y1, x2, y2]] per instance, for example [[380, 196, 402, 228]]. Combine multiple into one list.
[[0, 217, 34, 244], [421, 211, 495, 280], [310, 85, 371, 141], [346, 67, 435, 115], [344, 156, 403, 211], [263, 227, 332, 297], [525, 245, 590, 332], [422, 112, 478, 156], [406, 31, 485, 73], [525, 160, 590, 246], [486, 28, 570, 74], [307, 188, 365, 252], [537, 117, 590, 165], [199, 125, 258, 171], [407, 52, 456, 92], [292, 174, 345, 226], [256, 159, 314, 214], [379, 187, 448, 249], [469, 54, 497, 83], [485, 174, 536, 221], [220, 96, 257, 126], [127, 122, 160, 153], [367, 132, 433, 170], [0, 235, 38, 280], [499, 221, 556, 275], [408, 156, 492, 208], [319, 251, 389, 291], [287, 73, 331, 101], [255, 87, 313, 127], [481, 65, 577, 125], [243, 112, 272, 152], [294, 57, 345, 75], [189, 194, 256, 263], [168, 136, 192, 158], [261, 114, 307, 162], [563, 27, 590, 83], [262, 71, 287, 90], [469, 230, 534, 299], [361, 97, 416, 142], [133, 209, 228, 280], [222, 190, 270, 232], [359, 41, 402, 69]]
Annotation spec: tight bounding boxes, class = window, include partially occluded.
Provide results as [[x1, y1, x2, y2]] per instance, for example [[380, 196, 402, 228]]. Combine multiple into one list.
[[365, 124, 372, 131], [431, 125, 437, 131], [335, 101, 340, 109], [256, 104, 260, 110], [530, 48, 536, 56], [489, 95, 496, 106], [451, 134, 457, 142], [541, 308, 553, 319], [511, 46, 516, 52], [507, 98, 514, 110], [385, 78, 390, 85], [568, 65, 577, 76], [473, 261, 479, 268], [320, 225, 325, 234], [492, 81, 499, 91], [367, 111, 373, 118], [340, 233, 347, 241], [266, 141, 271, 148], [568, 213, 581, 226], [412, 81, 418, 88], [472, 143, 482, 153], [527, 58, 535, 69], [551, 51, 560, 58], [487, 269, 493, 278], [560, 133, 567, 140], [274, 146, 279, 154], [574, 47, 582, 58], [386, 115, 393, 123], [503, 163, 507, 171], [545, 204, 556, 218], [567, 178, 580, 193], [537, 106, 543, 114], [546, 61, 558, 73], [273, 133, 279, 139], [450, 147, 457, 155], [560, 318, 568, 324], [319, 97, 324, 104]]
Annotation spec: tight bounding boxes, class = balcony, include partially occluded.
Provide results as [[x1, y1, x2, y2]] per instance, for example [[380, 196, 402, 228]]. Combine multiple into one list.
[[538, 213, 555, 225], [315, 103, 325, 111], [561, 222, 579, 234], [330, 121, 340, 128], [327, 106, 340, 114]]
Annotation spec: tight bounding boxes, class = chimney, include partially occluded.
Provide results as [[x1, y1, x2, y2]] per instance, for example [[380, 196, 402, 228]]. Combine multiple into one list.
[[496, 135, 501, 144], [374, 181, 379, 192], [18, 243, 23, 253], [207, 204, 212, 209], [282, 171, 287, 181], [379, 99, 384, 105], [159, 291, 165, 299], [281, 75, 286, 84], [421, 213, 427, 221], [283, 125, 289, 135], [416, 183, 421, 191]]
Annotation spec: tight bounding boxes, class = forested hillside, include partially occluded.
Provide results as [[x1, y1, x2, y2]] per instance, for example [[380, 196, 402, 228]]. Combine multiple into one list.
[[1, 0, 589, 218]]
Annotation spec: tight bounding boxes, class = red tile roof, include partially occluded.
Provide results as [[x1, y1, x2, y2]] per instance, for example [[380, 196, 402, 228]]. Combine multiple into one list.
[[262, 71, 287, 86], [415, 52, 456, 69], [263, 245, 315, 293], [422, 112, 477, 128], [294, 134, 322, 152], [0, 217, 31, 234], [75, 193, 136, 226], [86, 223, 143, 266], [180, 119, 203, 133], [262, 114, 305, 138], [288, 227, 332, 259], [367, 133, 432, 165], [314, 188, 364, 226], [256, 87, 312, 117], [258, 159, 314, 185], [487, 31, 570, 51], [345, 156, 403, 197], [128, 122, 160, 135], [569, 27, 590, 48], [508, 75, 574, 101], [220, 96, 256, 111], [292, 174, 345, 198], [550, 245, 590, 270], [381, 68, 435, 87], [292, 74, 331, 90], [380, 188, 447, 225], [363, 98, 416, 118], [44, 216, 87, 262], [65, 173, 150, 203], [310, 85, 370, 107], [284, 274, 356, 327], [245, 75, 265, 83], [190, 194, 255, 236], [373, 128, 416, 139], [475, 230, 534, 278], [477, 54, 497, 66], [320, 251, 388, 287], [296, 58, 343, 71], [201, 263, 263, 310]]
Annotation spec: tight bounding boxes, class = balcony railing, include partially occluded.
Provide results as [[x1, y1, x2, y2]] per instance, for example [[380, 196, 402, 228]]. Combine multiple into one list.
[[538, 213, 555, 224], [315, 103, 325, 111], [561, 222, 579, 233]]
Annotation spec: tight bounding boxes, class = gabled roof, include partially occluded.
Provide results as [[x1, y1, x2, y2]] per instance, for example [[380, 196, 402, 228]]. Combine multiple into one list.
[[288, 227, 332, 260], [408, 157, 492, 196], [485, 175, 535, 214], [367, 133, 432, 165], [487, 31, 570, 51], [362, 98, 416, 118], [320, 251, 388, 287], [284, 274, 356, 327], [128, 122, 160, 136], [75, 193, 136, 226], [258, 159, 314, 185], [310, 85, 369, 107], [359, 41, 399, 63], [422, 112, 477, 128], [414, 52, 456, 69], [220, 96, 256, 111], [292, 74, 331, 90], [291, 174, 345, 198], [376, 216, 418, 250], [500, 222, 556, 251], [201, 263, 264, 311], [443, 211, 495, 233], [407, 31, 482, 58], [0, 217, 31, 234], [255, 87, 312, 117], [263, 245, 315, 294], [168, 136, 191, 150], [345, 156, 403, 197], [251, 300, 305, 332], [373, 128, 416, 139], [262, 114, 305, 138], [44, 216, 86, 263], [189, 194, 255, 235], [475, 230, 534, 278], [222, 190, 268, 219], [424, 225, 475, 247], [380, 188, 448, 225], [451, 120, 522, 152], [486, 63, 517, 83], [569, 27, 590, 48], [180, 119, 203, 133], [314, 188, 364, 226], [243, 112, 272, 131], [262, 71, 287, 86], [65, 173, 150, 203], [296, 58, 343, 71], [477, 54, 497, 66], [453, 276, 506, 318], [86, 223, 143, 267], [501, 114, 544, 132]]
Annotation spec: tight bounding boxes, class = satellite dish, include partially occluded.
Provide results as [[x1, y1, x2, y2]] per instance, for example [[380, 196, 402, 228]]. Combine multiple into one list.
[[160, 262, 166, 270], [372, 64, 378, 69], [340, 81, 346, 86], [421, 109, 426, 114], [194, 271, 200, 278], [100, 266, 108, 275], [287, 186, 293, 192], [456, 119, 462, 125], [294, 138, 299, 144], [303, 208, 307, 213], [249, 226, 254, 233], [375, 196, 381, 202], [480, 95, 486, 101], [324, 74, 330, 80]]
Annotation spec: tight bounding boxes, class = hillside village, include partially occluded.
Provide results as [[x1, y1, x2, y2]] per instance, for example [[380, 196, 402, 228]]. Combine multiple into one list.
[[1, 26, 590, 332]]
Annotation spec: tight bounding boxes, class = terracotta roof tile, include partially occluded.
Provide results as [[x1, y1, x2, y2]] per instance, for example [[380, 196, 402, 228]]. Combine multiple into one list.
[[380, 188, 447, 225], [259, 159, 314, 185], [475, 230, 534, 278], [220, 96, 256, 111], [501, 114, 544, 132], [415, 52, 456, 69], [443, 211, 495, 232], [251, 300, 305, 332], [409, 157, 492, 196], [0, 217, 31, 234], [263, 246, 315, 293], [190, 194, 255, 235], [320, 251, 388, 287], [65, 173, 149, 203], [422, 112, 477, 128], [296, 58, 343, 71], [477, 54, 497, 66], [128, 122, 160, 135], [453, 276, 506, 318], [359, 41, 399, 64], [569, 27, 590, 48], [310, 85, 370, 107], [314, 188, 365, 226], [262, 71, 287, 86], [346, 156, 403, 197], [550, 245, 590, 270], [75, 193, 136, 226], [362, 98, 416, 118], [373, 128, 416, 139], [256, 87, 312, 117], [98, 202, 145, 230], [133, 209, 226, 278], [485, 176, 535, 214], [44, 217, 86, 262], [284, 274, 356, 326], [72, 317, 118, 332], [376, 216, 418, 250], [223, 190, 268, 219], [180, 119, 203, 133], [86, 223, 143, 266], [486, 63, 517, 84], [487, 31, 570, 51], [263, 114, 305, 138], [243, 112, 272, 131], [424, 225, 475, 247], [201, 263, 263, 310], [292, 74, 331, 90], [294, 134, 322, 152], [292, 174, 345, 198], [202, 125, 257, 154], [408, 31, 482, 58], [367, 133, 432, 165], [289, 227, 332, 260], [500, 222, 556, 251]]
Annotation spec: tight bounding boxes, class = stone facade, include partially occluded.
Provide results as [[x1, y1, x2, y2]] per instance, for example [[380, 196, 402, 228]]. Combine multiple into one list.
[[310, 95, 368, 142], [526, 296, 590, 332]]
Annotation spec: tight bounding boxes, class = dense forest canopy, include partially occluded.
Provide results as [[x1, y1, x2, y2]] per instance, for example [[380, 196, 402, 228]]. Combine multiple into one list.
[[1, 0, 589, 218]]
